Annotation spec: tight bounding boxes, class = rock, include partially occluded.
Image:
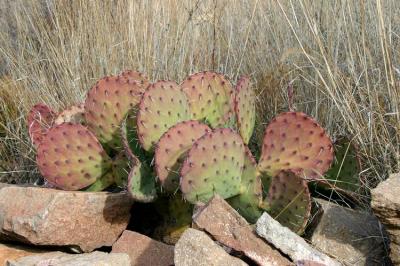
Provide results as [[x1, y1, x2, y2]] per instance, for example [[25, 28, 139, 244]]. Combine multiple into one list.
[[192, 195, 292, 266], [111, 230, 174, 266], [174, 228, 248, 266], [0, 243, 48, 265], [0, 186, 133, 252], [256, 212, 340, 266], [6, 251, 130, 266], [310, 198, 389, 265], [371, 172, 400, 264], [295, 261, 327, 266]]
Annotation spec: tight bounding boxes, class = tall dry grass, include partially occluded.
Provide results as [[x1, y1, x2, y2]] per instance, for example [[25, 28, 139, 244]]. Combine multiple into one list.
[[0, 0, 398, 188]]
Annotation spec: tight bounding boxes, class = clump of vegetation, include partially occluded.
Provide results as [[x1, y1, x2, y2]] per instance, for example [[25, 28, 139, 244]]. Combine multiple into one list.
[[0, 0, 398, 205]]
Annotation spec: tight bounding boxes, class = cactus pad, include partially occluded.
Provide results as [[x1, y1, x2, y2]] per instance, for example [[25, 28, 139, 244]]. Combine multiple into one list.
[[234, 76, 255, 144], [181, 71, 235, 128], [137, 80, 191, 151], [180, 128, 245, 203], [36, 123, 112, 190], [84, 75, 145, 150], [126, 158, 157, 202], [54, 103, 85, 125], [111, 151, 130, 187], [258, 112, 334, 180], [325, 137, 361, 191], [264, 170, 311, 234], [27, 103, 56, 148], [155, 120, 211, 192], [227, 147, 263, 223]]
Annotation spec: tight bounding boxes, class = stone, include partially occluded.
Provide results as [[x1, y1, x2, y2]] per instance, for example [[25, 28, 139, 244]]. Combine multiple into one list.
[[0, 243, 48, 265], [6, 251, 130, 266], [310, 198, 389, 265], [256, 212, 340, 266], [174, 228, 248, 266], [371, 172, 400, 264], [0, 186, 133, 252], [111, 230, 174, 266], [192, 195, 292, 266]]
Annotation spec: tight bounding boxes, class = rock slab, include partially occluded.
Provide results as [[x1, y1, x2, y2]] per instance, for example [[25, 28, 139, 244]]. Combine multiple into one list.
[[192, 195, 292, 266], [111, 230, 174, 266], [256, 212, 340, 266], [310, 198, 389, 265], [7, 251, 130, 266], [0, 186, 133, 252], [371, 172, 400, 264], [0, 243, 48, 265], [174, 228, 248, 266]]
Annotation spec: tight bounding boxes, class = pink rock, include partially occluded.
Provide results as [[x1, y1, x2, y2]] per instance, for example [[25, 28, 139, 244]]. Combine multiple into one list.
[[111, 230, 174, 266], [0, 186, 133, 252], [193, 195, 292, 266]]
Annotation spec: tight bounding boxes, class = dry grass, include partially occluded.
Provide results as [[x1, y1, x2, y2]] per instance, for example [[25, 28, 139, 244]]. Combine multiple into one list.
[[0, 0, 398, 188]]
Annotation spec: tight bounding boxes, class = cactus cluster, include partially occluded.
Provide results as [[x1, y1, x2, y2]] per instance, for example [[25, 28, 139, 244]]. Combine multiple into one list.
[[27, 70, 362, 235]]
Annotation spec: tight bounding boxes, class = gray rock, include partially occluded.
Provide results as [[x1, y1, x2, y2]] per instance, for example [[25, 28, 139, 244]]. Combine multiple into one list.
[[310, 198, 389, 265], [6, 251, 130, 266], [0, 186, 133, 252], [256, 212, 340, 266], [174, 228, 248, 266], [371, 172, 400, 264]]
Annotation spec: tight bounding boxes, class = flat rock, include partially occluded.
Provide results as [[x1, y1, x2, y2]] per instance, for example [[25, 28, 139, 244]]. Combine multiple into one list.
[[6, 251, 130, 266], [174, 228, 248, 266], [310, 198, 389, 265], [111, 230, 174, 266], [371, 172, 400, 264], [256, 212, 340, 266], [0, 186, 133, 252], [0, 243, 48, 265], [192, 195, 292, 266]]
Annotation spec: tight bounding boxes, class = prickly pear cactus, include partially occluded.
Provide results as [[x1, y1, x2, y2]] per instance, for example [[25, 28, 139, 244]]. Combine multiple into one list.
[[263, 170, 311, 234], [36, 123, 112, 190], [155, 120, 211, 192], [137, 81, 191, 151], [234, 76, 255, 144], [111, 151, 130, 187], [258, 112, 333, 180], [325, 137, 361, 191], [227, 147, 263, 223], [181, 71, 235, 128], [27, 103, 56, 148], [180, 128, 245, 203], [54, 103, 85, 125], [84, 74, 146, 151]]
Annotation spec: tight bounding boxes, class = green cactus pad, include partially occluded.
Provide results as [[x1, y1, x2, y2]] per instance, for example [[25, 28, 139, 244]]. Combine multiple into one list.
[[180, 128, 245, 203], [84, 75, 146, 151], [54, 103, 85, 125], [137, 80, 191, 151], [36, 123, 112, 190], [27, 103, 56, 148], [234, 76, 256, 144], [263, 170, 311, 234], [325, 137, 361, 191], [227, 147, 263, 223], [126, 158, 157, 202], [258, 112, 333, 180], [154, 194, 193, 244], [84, 172, 115, 192], [111, 151, 130, 187], [155, 120, 211, 192], [181, 71, 235, 128]]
